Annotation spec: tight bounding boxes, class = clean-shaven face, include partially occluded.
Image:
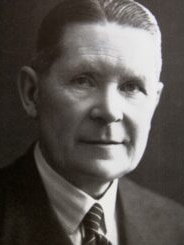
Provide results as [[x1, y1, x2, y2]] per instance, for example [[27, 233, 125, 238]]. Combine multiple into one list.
[[37, 23, 162, 189]]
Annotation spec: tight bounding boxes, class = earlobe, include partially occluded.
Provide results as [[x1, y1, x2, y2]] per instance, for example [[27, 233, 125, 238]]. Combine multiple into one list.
[[18, 66, 39, 118], [155, 81, 164, 106]]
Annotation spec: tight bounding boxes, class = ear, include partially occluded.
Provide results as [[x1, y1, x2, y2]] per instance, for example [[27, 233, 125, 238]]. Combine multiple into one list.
[[155, 81, 164, 107], [18, 66, 39, 118]]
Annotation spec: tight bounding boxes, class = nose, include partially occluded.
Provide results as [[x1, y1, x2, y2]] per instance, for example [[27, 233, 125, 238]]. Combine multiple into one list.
[[90, 84, 123, 124]]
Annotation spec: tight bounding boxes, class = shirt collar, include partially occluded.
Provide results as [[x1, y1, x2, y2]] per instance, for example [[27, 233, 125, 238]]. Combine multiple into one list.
[[34, 143, 118, 235]]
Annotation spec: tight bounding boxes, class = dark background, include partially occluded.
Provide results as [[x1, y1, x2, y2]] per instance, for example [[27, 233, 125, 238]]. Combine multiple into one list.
[[0, 0, 184, 206]]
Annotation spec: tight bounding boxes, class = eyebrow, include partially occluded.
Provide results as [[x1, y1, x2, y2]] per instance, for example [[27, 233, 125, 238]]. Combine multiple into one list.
[[119, 70, 146, 83], [66, 57, 147, 84]]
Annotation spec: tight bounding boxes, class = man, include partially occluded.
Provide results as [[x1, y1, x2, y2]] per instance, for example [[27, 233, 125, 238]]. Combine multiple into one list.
[[0, 0, 184, 244]]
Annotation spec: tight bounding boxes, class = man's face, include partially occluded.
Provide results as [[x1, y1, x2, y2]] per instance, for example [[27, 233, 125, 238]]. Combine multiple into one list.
[[37, 23, 162, 188]]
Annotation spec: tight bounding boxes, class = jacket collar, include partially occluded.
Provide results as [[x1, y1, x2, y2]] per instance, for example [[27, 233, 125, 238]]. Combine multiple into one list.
[[12, 146, 73, 245]]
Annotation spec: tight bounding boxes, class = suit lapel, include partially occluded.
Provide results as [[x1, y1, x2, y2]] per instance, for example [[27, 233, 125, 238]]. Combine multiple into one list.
[[10, 147, 73, 245], [117, 178, 147, 245]]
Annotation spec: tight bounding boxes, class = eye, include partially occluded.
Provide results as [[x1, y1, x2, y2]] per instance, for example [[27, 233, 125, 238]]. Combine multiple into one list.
[[71, 75, 96, 89], [119, 80, 146, 95]]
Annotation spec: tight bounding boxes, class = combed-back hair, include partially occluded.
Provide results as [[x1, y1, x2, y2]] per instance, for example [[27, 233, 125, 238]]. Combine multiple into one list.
[[31, 0, 161, 75]]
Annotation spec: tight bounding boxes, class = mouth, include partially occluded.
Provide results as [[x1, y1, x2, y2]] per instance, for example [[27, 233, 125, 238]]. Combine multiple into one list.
[[79, 140, 125, 145]]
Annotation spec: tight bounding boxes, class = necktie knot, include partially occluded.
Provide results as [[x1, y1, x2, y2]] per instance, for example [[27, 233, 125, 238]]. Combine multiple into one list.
[[83, 203, 103, 234]]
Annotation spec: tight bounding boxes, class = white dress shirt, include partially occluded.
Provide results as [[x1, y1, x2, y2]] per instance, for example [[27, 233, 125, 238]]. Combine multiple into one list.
[[34, 144, 119, 245]]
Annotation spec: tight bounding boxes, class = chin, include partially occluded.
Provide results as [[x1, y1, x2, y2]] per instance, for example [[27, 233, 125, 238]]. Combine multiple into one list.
[[87, 158, 137, 181]]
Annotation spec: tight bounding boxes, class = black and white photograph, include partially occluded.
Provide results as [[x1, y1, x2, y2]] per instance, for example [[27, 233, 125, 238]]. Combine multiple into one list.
[[0, 1, 184, 244]]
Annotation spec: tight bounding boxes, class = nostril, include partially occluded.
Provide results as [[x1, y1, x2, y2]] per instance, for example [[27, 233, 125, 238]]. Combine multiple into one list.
[[90, 106, 123, 124]]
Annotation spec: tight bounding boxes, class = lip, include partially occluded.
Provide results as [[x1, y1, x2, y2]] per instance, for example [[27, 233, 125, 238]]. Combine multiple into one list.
[[79, 140, 125, 145]]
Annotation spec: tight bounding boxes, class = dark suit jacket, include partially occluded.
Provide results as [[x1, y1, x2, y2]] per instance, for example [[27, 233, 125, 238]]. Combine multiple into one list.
[[0, 147, 184, 245]]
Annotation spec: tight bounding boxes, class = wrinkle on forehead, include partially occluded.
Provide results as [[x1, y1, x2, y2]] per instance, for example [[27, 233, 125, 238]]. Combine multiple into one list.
[[56, 51, 147, 84], [63, 23, 157, 62], [62, 52, 156, 82], [58, 23, 160, 80]]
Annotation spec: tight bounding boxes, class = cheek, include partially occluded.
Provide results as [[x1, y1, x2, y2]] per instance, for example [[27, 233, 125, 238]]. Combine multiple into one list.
[[125, 102, 156, 145], [38, 91, 91, 144], [128, 112, 153, 164], [37, 98, 83, 167]]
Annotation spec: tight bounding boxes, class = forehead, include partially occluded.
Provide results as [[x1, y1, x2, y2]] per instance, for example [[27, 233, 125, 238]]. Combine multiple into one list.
[[57, 23, 160, 80]]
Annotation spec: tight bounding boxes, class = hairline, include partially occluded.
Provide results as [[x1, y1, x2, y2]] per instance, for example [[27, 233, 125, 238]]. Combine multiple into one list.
[[31, 1, 162, 78]]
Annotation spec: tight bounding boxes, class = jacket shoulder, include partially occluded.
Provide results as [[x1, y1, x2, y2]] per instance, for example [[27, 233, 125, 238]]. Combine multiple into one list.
[[0, 151, 34, 212], [0, 150, 33, 186], [118, 177, 184, 243]]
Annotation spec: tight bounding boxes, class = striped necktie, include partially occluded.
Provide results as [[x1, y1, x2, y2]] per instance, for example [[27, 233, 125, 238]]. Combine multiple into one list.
[[83, 203, 112, 245]]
